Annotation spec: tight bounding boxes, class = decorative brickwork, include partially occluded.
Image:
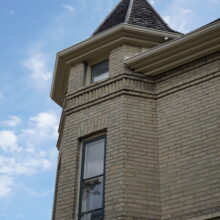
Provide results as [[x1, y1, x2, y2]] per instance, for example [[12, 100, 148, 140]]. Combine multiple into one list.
[[52, 48, 220, 220], [50, 2, 220, 219]]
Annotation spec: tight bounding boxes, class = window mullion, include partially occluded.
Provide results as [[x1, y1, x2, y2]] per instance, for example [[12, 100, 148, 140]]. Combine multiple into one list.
[[79, 136, 106, 220]]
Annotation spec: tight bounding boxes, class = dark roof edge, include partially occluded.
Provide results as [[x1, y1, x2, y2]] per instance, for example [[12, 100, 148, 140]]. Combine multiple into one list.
[[125, 0, 134, 23], [92, 0, 181, 36], [125, 18, 220, 67], [91, 0, 129, 36], [145, 0, 180, 33]]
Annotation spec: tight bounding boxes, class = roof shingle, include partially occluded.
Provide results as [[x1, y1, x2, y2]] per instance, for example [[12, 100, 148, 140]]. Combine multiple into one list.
[[93, 0, 177, 35]]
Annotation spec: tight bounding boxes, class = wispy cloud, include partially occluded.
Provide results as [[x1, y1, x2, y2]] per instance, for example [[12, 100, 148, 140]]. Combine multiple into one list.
[[0, 176, 14, 198], [24, 187, 53, 198], [30, 111, 58, 133], [21, 3, 78, 89], [0, 110, 59, 198], [62, 4, 75, 13], [163, 8, 194, 33], [161, 0, 220, 33], [23, 53, 52, 87], [0, 130, 21, 152], [0, 155, 52, 176], [22, 111, 59, 146], [3, 115, 21, 127], [162, 0, 195, 33]]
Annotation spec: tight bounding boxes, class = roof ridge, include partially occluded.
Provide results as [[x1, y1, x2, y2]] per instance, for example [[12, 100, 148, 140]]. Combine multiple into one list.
[[125, 0, 134, 23]]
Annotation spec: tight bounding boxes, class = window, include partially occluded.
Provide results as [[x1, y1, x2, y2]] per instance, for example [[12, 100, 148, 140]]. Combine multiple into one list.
[[79, 136, 106, 220], [91, 60, 109, 83]]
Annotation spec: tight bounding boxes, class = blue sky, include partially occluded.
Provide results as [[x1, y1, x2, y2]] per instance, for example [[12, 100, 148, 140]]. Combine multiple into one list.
[[0, 0, 219, 219]]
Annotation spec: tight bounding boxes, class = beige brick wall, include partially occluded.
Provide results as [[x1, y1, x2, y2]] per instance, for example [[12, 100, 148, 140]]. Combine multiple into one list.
[[67, 45, 142, 96], [54, 96, 122, 220], [121, 95, 160, 220], [53, 43, 160, 220], [157, 52, 220, 220], [53, 47, 220, 220], [68, 63, 85, 94], [109, 45, 141, 77], [54, 96, 160, 220]]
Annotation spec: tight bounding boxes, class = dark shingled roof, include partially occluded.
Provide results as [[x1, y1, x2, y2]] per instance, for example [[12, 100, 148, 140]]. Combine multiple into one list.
[[93, 0, 177, 35]]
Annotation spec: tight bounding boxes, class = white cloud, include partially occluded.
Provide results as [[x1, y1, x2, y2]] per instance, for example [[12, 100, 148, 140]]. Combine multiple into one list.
[[0, 156, 52, 176], [0, 130, 21, 152], [0, 176, 14, 198], [22, 111, 59, 145], [162, 0, 195, 33], [24, 187, 53, 198], [23, 53, 52, 86], [163, 8, 194, 33], [0, 111, 59, 199], [62, 4, 75, 13], [30, 111, 58, 132], [3, 115, 21, 127]]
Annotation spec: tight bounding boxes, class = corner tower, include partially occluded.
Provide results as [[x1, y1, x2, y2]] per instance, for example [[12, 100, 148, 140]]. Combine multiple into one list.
[[50, 1, 181, 220]]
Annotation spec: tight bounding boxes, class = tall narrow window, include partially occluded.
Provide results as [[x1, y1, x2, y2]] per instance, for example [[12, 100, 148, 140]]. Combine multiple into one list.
[[91, 60, 109, 83], [79, 136, 106, 220]]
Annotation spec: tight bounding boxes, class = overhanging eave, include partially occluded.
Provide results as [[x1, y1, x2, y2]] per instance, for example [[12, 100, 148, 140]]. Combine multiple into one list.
[[50, 24, 182, 107], [125, 20, 220, 76]]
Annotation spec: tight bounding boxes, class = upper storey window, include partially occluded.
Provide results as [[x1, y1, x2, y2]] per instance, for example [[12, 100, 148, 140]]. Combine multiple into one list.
[[91, 60, 109, 83], [78, 136, 106, 220]]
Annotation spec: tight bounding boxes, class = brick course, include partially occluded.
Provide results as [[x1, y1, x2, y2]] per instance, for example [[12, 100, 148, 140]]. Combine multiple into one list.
[[157, 52, 220, 220], [52, 46, 220, 220]]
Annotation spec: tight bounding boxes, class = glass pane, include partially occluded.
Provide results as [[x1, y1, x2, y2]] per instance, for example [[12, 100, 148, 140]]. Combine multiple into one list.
[[81, 210, 103, 220], [93, 71, 109, 82], [91, 209, 103, 220], [81, 212, 91, 220], [84, 138, 105, 179], [92, 60, 109, 83], [81, 177, 103, 212]]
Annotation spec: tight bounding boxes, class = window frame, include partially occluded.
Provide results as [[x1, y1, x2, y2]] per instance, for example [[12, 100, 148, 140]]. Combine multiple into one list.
[[91, 60, 109, 83], [78, 135, 106, 220]]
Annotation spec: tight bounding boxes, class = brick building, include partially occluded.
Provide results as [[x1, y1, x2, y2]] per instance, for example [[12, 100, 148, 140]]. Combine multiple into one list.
[[50, 0, 220, 219]]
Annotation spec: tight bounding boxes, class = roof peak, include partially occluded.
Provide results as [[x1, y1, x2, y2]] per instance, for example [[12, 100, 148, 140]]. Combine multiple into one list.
[[93, 0, 177, 35], [125, 0, 134, 23]]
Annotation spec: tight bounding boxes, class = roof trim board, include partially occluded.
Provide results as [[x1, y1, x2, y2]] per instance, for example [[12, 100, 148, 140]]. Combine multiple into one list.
[[50, 24, 181, 106], [125, 19, 220, 76]]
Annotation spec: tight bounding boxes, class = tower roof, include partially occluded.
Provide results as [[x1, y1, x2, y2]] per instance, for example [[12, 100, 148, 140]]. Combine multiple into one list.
[[93, 0, 177, 35]]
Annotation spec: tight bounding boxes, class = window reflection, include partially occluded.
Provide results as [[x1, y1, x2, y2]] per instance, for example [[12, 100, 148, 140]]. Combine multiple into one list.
[[83, 139, 105, 179], [91, 60, 109, 83], [82, 177, 103, 212], [79, 136, 105, 220], [81, 209, 103, 220]]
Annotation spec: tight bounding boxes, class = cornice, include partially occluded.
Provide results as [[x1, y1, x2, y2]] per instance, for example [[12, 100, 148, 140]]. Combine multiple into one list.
[[56, 55, 219, 149], [67, 72, 154, 99], [50, 24, 181, 107], [65, 54, 220, 113], [65, 73, 155, 113], [125, 19, 220, 76]]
